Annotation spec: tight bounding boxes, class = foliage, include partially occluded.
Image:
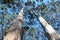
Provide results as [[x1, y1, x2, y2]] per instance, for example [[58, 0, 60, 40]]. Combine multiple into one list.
[[36, 3, 46, 11], [3, 0, 14, 4], [0, 0, 60, 40]]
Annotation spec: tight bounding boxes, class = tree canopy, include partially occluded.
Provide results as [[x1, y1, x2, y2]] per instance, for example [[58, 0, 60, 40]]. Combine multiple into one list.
[[0, 0, 60, 40]]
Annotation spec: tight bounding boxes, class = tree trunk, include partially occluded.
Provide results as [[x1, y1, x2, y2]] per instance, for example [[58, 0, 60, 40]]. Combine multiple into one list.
[[33, 11, 60, 40], [38, 16, 60, 40], [3, 8, 24, 40]]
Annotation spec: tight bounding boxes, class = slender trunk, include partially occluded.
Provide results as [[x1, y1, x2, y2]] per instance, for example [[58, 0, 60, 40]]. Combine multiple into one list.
[[33, 11, 60, 40], [38, 16, 60, 40], [3, 8, 24, 40]]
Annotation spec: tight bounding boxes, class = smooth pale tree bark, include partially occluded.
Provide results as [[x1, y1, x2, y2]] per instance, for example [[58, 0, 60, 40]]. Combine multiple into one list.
[[3, 8, 24, 40], [33, 10, 60, 40]]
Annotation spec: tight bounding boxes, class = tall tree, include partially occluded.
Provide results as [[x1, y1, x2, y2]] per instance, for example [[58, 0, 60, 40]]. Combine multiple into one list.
[[33, 10, 60, 40], [3, 8, 24, 40]]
